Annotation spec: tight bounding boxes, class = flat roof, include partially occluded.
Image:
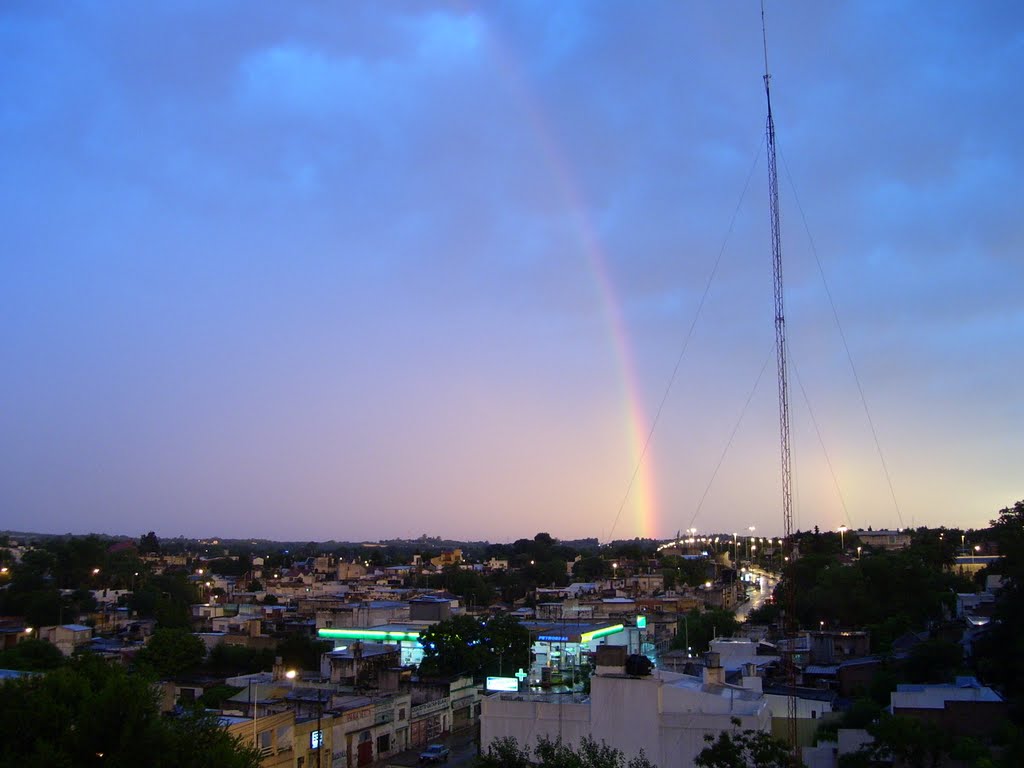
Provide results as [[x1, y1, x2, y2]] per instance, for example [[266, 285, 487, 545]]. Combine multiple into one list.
[[520, 621, 625, 644]]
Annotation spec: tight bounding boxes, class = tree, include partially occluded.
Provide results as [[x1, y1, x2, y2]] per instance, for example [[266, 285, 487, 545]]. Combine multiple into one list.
[[904, 638, 962, 684], [573, 556, 610, 582], [672, 609, 741, 655], [139, 531, 161, 555], [694, 718, 793, 768], [481, 613, 532, 678], [973, 499, 1024, 723], [135, 628, 206, 678], [0, 654, 261, 767], [0, 638, 65, 671], [479, 736, 655, 768], [206, 644, 275, 676], [840, 713, 952, 768], [419, 614, 530, 679], [277, 631, 333, 672]]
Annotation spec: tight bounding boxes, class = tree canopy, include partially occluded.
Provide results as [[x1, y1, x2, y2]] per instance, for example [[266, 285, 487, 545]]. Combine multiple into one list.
[[479, 736, 655, 768], [973, 499, 1024, 723], [671, 609, 741, 655], [694, 719, 794, 768], [419, 614, 530, 679], [134, 628, 206, 678], [0, 654, 261, 767]]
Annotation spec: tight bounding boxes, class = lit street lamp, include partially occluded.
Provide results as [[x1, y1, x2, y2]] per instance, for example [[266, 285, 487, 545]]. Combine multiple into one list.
[[838, 525, 847, 552], [747, 527, 755, 560]]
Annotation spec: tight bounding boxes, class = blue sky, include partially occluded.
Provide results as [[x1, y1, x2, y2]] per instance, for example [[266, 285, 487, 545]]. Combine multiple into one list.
[[1, 1, 1021, 542]]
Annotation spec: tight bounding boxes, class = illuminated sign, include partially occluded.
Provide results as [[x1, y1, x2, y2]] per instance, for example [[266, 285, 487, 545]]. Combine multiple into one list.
[[486, 676, 520, 692], [636, 615, 647, 629], [310, 730, 322, 750]]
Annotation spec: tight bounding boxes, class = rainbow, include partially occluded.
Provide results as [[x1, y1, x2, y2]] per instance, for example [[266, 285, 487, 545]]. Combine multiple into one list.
[[486, 32, 659, 540]]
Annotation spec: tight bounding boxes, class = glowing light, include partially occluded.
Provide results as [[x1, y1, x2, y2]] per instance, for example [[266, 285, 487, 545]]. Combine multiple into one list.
[[580, 624, 624, 644], [318, 628, 421, 642]]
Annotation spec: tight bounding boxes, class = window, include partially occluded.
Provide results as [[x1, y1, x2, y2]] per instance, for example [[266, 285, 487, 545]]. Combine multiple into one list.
[[399, 708, 406, 721]]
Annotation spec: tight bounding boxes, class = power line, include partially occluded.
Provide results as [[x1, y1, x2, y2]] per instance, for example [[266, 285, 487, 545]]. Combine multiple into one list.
[[778, 150, 904, 529], [605, 138, 765, 542]]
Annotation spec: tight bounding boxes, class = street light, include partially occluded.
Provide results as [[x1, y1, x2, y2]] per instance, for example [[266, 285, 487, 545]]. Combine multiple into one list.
[[747, 527, 755, 560], [974, 545, 981, 566], [838, 525, 847, 552], [857, 546, 862, 560], [250, 677, 259, 749]]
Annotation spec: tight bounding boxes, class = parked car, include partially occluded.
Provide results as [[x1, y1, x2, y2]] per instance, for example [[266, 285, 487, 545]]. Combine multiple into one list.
[[419, 744, 450, 763]]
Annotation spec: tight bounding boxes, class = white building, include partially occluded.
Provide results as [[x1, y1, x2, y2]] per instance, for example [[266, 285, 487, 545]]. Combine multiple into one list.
[[481, 650, 771, 768]]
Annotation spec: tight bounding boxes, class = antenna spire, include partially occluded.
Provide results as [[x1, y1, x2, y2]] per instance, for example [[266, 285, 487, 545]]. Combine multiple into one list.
[[760, 0, 798, 760]]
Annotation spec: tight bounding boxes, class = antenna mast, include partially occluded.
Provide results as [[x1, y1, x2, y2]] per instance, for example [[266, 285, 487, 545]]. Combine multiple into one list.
[[761, 1, 799, 760]]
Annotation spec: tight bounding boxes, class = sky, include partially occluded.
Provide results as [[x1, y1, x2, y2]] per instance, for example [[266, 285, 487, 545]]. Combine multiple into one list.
[[1, 1, 1021, 543]]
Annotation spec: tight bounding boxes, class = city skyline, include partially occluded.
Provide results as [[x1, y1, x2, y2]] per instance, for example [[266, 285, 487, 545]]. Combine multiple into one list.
[[1, 2, 1021, 542]]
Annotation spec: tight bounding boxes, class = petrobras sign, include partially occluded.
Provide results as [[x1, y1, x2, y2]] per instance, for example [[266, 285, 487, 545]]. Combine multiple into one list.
[[486, 676, 519, 692]]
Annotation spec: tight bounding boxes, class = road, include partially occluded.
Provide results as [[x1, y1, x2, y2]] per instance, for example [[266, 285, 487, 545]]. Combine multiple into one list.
[[735, 569, 777, 622], [387, 727, 478, 768]]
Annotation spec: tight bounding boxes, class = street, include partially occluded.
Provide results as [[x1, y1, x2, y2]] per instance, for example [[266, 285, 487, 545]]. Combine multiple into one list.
[[735, 569, 776, 622]]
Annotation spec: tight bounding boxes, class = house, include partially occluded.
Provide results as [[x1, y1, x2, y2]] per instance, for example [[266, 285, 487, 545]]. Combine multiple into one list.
[[223, 710, 295, 768], [889, 677, 1006, 739], [37, 623, 92, 656], [761, 683, 838, 745], [430, 549, 463, 568], [323, 641, 401, 686], [808, 630, 870, 664]]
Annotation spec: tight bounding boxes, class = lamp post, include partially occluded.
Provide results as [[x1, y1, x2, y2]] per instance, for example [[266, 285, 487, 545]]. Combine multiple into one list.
[[974, 545, 980, 566], [857, 546, 862, 560], [838, 525, 847, 552], [747, 527, 755, 560], [316, 689, 325, 768], [250, 677, 258, 749], [683, 613, 690, 658]]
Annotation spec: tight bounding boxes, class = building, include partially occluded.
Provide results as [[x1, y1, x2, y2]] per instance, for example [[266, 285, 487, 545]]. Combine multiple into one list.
[[481, 647, 771, 768], [889, 677, 1006, 740], [319, 624, 432, 668], [37, 623, 92, 656], [324, 641, 401, 686], [429, 550, 463, 568], [521, 620, 628, 685]]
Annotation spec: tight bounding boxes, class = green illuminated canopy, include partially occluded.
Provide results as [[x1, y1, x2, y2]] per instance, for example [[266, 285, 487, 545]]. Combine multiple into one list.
[[318, 628, 421, 642], [580, 624, 624, 644]]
